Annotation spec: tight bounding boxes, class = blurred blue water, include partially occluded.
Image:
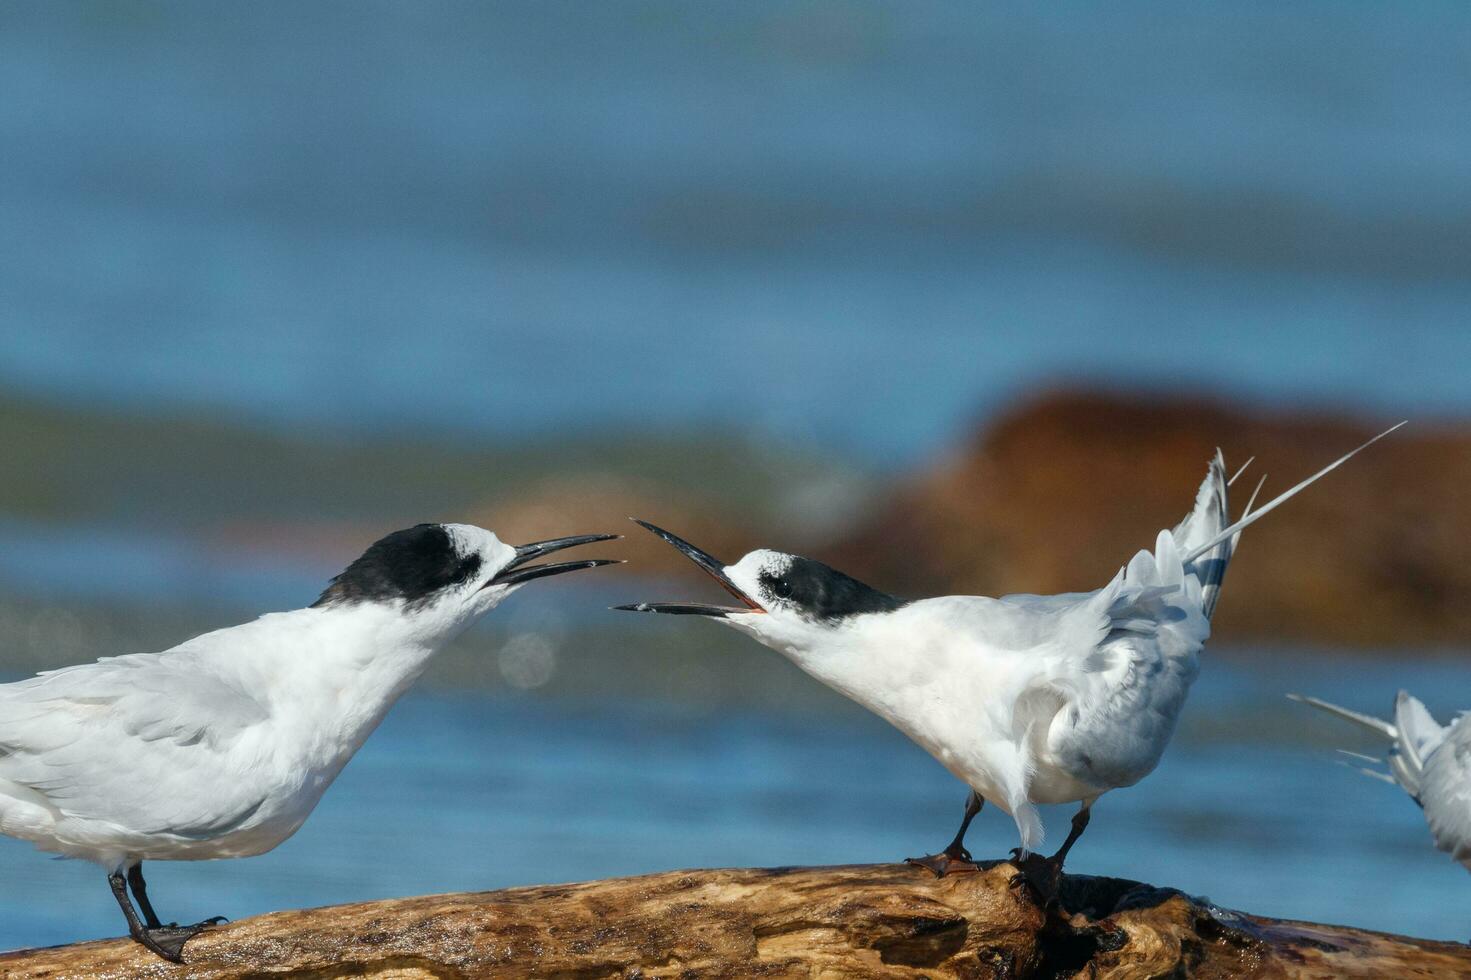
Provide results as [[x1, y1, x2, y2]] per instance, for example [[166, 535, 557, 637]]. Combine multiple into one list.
[[0, 519, 327, 611], [1, 2, 1468, 954], [2, 3, 1470, 464], [0, 654, 1465, 953]]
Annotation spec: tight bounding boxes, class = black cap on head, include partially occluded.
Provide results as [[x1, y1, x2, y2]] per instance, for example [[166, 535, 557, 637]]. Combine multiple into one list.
[[614, 519, 905, 622], [313, 524, 482, 609], [758, 556, 906, 622]]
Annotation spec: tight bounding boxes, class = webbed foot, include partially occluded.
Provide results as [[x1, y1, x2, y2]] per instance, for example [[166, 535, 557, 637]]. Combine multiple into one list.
[[905, 845, 980, 878], [132, 917, 224, 963], [1007, 852, 1064, 906]]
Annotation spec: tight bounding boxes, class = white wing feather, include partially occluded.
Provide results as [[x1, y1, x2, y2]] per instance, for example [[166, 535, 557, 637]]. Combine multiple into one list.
[[0, 652, 271, 844], [1421, 715, 1471, 870], [1292, 690, 1470, 871]]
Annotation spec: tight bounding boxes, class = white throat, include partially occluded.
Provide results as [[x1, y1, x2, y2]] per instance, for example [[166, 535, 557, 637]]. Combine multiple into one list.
[[724, 607, 953, 748], [193, 589, 507, 765], [726, 612, 886, 701]]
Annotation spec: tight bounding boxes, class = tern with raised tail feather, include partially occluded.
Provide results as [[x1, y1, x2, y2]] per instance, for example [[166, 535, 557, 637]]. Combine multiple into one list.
[[618, 423, 1404, 894]]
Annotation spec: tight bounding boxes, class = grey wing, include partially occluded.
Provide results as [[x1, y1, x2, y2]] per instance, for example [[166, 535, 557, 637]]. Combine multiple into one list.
[[1421, 716, 1471, 870], [1022, 543, 1209, 792], [0, 653, 271, 836]]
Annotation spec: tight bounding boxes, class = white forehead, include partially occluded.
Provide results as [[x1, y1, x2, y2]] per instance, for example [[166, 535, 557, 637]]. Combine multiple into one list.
[[726, 549, 794, 585], [442, 523, 510, 560]]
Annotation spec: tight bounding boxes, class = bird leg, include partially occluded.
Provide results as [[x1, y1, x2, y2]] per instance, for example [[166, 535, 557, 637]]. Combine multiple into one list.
[[1049, 803, 1091, 868], [1008, 803, 1092, 905], [906, 790, 984, 877], [109, 868, 224, 963], [126, 863, 163, 929]]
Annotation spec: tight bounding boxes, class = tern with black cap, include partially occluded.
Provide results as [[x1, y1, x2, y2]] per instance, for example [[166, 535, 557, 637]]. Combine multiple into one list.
[[0, 523, 619, 962], [618, 424, 1403, 894]]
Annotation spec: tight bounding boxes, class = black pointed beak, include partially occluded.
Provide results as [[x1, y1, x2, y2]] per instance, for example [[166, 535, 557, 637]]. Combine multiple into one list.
[[488, 534, 623, 587], [612, 519, 764, 617]]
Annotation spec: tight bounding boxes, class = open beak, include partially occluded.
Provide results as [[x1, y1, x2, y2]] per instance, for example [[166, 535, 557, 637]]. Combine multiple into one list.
[[612, 519, 765, 617], [487, 533, 623, 587]]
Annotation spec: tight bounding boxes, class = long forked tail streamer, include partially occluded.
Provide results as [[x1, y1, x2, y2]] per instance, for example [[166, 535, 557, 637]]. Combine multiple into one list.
[[1180, 421, 1406, 566], [1227, 456, 1255, 486], [1286, 693, 1396, 738], [1237, 473, 1267, 528]]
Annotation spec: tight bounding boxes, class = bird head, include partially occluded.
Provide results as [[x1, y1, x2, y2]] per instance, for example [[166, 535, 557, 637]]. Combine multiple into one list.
[[314, 523, 620, 636], [614, 519, 904, 654]]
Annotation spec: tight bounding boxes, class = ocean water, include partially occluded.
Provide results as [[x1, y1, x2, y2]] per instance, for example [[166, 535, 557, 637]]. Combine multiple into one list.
[[1, 2, 1470, 465], [0, 0, 1468, 957], [0, 653, 1465, 953]]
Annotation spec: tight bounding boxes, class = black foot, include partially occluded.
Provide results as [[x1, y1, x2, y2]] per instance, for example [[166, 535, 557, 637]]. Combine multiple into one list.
[[132, 918, 224, 963], [905, 846, 980, 878], [1008, 852, 1064, 906]]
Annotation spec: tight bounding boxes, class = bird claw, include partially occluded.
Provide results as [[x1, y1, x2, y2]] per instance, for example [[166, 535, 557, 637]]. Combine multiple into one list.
[[905, 849, 980, 878], [1008, 853, 1064, 907], [138, 927, 195, 963], [135, 918, 222, 963]]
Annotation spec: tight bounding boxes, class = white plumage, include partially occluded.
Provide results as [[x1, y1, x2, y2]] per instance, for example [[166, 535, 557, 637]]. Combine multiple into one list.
[[1291, 691, 1471, 872], [0, 523, 617, 961], [721, 460, 1232, 855], [621, 425, 1400, 877], [0, 604, 444, 867]]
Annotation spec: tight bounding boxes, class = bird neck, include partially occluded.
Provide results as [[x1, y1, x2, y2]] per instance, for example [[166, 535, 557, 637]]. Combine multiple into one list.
[[733, 608, 943, 733], [229, 601, 477, 735], [316, 599, 474, 694], [734, 612, 891, 696]]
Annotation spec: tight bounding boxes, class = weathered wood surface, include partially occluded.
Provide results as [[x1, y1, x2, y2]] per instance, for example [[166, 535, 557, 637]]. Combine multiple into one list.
[[3, 862, 1468, 978]]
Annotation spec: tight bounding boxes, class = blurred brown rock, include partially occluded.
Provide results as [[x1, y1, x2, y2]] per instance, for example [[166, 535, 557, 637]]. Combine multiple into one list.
[[833, 389, 1471, 648], [5, 863, 1467, 978]]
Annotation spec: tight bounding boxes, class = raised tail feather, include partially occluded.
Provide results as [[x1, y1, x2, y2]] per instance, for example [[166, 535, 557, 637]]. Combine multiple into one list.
[[1169, 420, 1404, 620], [1170, 449, 1270, 620], [1288, 691, 1447, 803], [1179, 421, 1405, 568], [1172, 451, 1235, 620], [1083, 423, 1399, 647]]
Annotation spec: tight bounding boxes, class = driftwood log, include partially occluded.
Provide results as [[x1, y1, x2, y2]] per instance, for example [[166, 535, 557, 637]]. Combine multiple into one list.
[[2, 862, 1468, 978]]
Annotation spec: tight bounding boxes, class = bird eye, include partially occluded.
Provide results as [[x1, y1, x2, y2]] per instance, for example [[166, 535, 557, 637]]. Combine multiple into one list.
[[772, 579, 793, 600]]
